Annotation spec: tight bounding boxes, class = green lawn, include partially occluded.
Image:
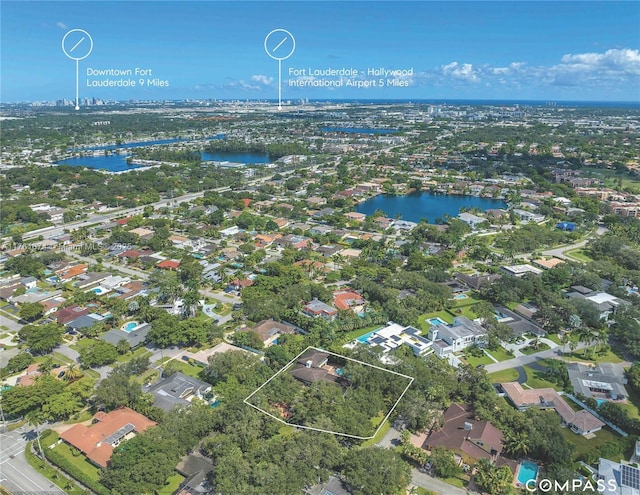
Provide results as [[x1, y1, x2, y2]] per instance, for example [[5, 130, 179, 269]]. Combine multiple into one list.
[[565, 248, 593, 263], [522, 365, 564, 391], [463, 353, 494, 368], [545, 333, 563, 346], [25, 441, 85, 495], [52, 440, 104, 482], [158, 473, 186, 495], [484, 346, 514, 362], [560, 426, 625, 460], [562, 347, 624, 364], [161, 358, 204, 379], [115, 347, 152, 364], [520, 342, 551, 355], [342, 325, 381, 342], [70, 338, 96, 352], [487, 368, 519, 383], [442, 474, 469, 488]]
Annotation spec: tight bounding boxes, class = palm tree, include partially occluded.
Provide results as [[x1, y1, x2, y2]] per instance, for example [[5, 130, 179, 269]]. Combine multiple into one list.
[[26, 410, 45, 460], [63, 364, 83, 383]]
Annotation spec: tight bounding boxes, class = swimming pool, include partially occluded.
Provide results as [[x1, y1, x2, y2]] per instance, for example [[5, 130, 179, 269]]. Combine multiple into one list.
[[453, 294, 468, 300], [427, 317, 448, 326], [517, 461, 539, 485], [92, 286, 109, 295], [356, 330, 378, 343], [596, 398, 608, 407], [122, 321, 138, 333]]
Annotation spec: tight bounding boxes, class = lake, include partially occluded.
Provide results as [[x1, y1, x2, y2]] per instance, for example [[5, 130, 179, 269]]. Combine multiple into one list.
[[57, 154, 136, 172], [57, 151, 271, 172], [355, 191, 507, 223]]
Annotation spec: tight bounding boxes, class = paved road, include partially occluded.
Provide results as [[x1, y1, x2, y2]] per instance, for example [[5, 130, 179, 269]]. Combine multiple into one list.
[[411, 469, 475, 495], [0, 427, 64, 494], [0, 309, 23, 333], [484, 341, 588, 373]]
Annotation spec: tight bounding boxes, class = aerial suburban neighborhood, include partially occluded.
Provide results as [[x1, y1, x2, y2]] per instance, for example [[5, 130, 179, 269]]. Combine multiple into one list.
[[1, 2, 640, 495]]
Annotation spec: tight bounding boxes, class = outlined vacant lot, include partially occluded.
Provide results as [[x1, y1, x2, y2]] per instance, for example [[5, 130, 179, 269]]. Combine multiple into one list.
[[244, 346, 414, 439]]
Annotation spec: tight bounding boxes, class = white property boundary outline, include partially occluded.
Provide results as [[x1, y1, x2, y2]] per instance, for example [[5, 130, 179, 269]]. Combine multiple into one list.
[[244, 346, 414, 439]]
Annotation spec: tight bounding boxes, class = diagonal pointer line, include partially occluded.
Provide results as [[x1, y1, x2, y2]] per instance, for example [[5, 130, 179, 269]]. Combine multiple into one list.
[[272, 37, 287, 52], [70, 37, 86, 52]]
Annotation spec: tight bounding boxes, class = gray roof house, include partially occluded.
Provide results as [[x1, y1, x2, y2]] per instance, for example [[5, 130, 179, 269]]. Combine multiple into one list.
[[145, 372, 213, 412], [101, 323, 151, 348], [567, 362, 628, 401]]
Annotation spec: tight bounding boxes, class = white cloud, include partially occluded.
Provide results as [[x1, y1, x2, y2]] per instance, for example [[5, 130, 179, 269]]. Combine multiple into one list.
[[441, 62, 479, 82], [56, 22, 67, 29], [430, 48, 639, 95], [251, 74, 274, 86]]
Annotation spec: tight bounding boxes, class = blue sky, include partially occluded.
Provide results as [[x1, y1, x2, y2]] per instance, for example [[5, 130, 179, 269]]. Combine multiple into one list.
[[1, 1, 639, 102]]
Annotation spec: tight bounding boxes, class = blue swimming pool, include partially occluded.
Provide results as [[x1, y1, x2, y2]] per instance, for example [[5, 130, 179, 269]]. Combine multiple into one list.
[[356, 330, 377, 343], [453, 294, 468, 300], [122, 321, 138, 333], [427, 317, 448, 326], [596, 398, 608, 407], [517, 461, 539, 485]]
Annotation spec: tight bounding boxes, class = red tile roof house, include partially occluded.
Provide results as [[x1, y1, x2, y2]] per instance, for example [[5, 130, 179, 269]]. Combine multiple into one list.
[[157, 259, 181, 270], [333, 290, 366, 313], [54, 305, 90, 325], [60, 407, 156, 468], [303, 298, 338, 321]]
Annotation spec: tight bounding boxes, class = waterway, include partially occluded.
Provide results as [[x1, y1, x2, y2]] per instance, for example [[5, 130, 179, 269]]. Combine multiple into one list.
[[355, 191, 507, 224], [57, 151, 271, 172]]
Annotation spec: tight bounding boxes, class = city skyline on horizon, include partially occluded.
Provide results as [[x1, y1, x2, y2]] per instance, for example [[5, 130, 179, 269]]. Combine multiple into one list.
[[1, 1, 639, 104]]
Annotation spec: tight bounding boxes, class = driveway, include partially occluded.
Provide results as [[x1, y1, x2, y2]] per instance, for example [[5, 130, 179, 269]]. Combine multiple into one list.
[[484, 341, 587, 374], [411, 468, 476, 495]]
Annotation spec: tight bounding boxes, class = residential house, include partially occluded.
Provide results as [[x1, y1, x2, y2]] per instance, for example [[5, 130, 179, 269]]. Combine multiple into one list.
[[364, 322, 433, 356], [66, 314, 104, 333], [458, 212, 485, 228], [19, 276, 38, 290], [500, 264, 543, 277], [59, 407, 156, 468], [428, 316, 487, 356], [423, 403, 505, 464], [333, 290, 365, 314], [501, 382, 604, 436], [289, 349, 341, 386], [454, 272, 502, 290], [145, 372, 213, 412], [242, 319, 298, 347], [598, 453, 640, 495], [157, 259, 180, 270], [567, 362, 628, 401], [345, 212, 367, 223], [303, 299, 338, 321], [101, 323, 150, 349], [54, 305, 90, 325], [565, 286, 630, 320]]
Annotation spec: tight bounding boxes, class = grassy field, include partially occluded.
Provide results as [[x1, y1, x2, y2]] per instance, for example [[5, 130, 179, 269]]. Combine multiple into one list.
[[463, 353, 494, 368], [562, 347, 625, 364], [115, 346, 152, 364], [560, 426, 626, 459], [342, 325, 381, 342], [523, 365, 564, 391], [24, 441, 85, 495], [158, 473, 186, 495], [485, 346, 514, 362], [520, 342, 551, 355], [565, 248, 594, 263], [487, 368, 519, 383], [160, 357, 204, 379], [53, 440, 104, 482]]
